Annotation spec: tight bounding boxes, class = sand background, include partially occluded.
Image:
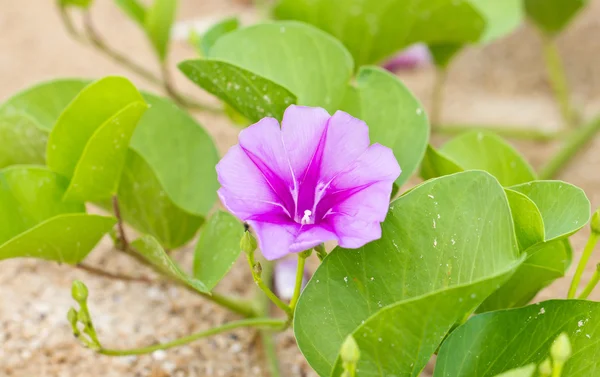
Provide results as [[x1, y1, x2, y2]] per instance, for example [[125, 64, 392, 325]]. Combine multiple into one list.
[[1, 0, 600, 376]]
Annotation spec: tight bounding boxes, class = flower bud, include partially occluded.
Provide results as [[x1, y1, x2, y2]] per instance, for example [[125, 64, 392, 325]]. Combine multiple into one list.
[[71, 280, 88, 302], [67, 308, 78, 327], [240, 231, 257, 255], [591, 208, 600, 235], [539, 358, 552, 376], [551, 332, 572, 363], [340, 335, 360, 365]]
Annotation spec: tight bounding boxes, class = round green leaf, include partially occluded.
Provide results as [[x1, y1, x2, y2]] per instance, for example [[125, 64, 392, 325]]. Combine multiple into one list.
[[510, 181, 590, 241], [116, 150, 203, 249], [273, 0, 486, 67], [199, 17, 239, 56], [341, 66, 429, 187], [435, 300, 600, 376], [294, 171, 522, 377], [0, 79, 88, 130], [0, 113, 47, 168], [468, 0, 524, 42], [179, 59, 297, 122], [425, 131, 536, 186], [208, 21, 354, 112], [193, 211, 244, 291]]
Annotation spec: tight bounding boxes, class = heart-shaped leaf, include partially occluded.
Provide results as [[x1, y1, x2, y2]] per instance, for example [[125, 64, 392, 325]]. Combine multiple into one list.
[[207, 21, 353, 112], [198, 17, 239, 56], [130, 234, 209, 293], [0, 166, 115, 263], [179, 59, 297, 122], [0, 113, 47, 168], [116, 150, 203, 249], [435, 300, 600, 376], [47, 77, 148, 202], [193, 211, 244, 291], [273, 0, 486, 67], [341, 66, 429, 187], [144, 0, 177, 61], [115, 0, 147, 26], [294, 171, 522, 377], [524, 0, 589, 35], [468, 0, 524, 42], [421, 131, 536, 186]]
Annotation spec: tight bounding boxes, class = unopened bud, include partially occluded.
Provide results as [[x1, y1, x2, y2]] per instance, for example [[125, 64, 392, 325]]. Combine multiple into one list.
[[240, 231, 257, 255], [253, 261, 263, 277], [71, 280, 88, 302], [550, 332, 572, 363], [591, 209, 600, 235], [340, 335, 360, 364], [539, 358, 552, 376], [67, 308, 78, 327]]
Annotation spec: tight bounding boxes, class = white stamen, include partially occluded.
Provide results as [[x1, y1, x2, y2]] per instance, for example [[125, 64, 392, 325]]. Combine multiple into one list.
[[301, 210, 312, 225]]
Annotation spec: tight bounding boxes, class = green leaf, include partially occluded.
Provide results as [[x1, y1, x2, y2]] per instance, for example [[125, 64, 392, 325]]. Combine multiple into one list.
[[144, 0, 177, 61], [524, 0, 588, 35], [505, 189, 545, 251], [116, 150, 203, 249], [435, 300, 600, 376], [479, 181, 588, 312], [492, 365, 536, 377], [0, 113, 47, 168], [130, 234, 209, 293], [429, 43, 464, 68], [294, 171, 522, 377], [0, 214, 116, 264], [0, 79, 88, 129], [46, 77, 144, 179], [468, 0, 524, 42], [510, 181, 590, 241], [1, 79, 219, 218], [115, 0, 147, 26], [179, 59, 297, 122], [199, 17, 239, 56], [0, 166, 115, 263], [64, 101, 148, 202], [423, 131, 536, 186], [208, 21, 353, 112], [47, 77, 147, 202], [59, 0, 93, 8], [193, 211, 244, 291], [420, 144, 462, 181], [479, 239, 570, 312], [342, 66, 429, 187], [273, 0, 485, 67], [131, 93, 219, 217]]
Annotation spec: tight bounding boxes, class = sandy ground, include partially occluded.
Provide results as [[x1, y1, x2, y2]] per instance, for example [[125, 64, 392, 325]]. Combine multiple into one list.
[[1, 0, 600, 376]]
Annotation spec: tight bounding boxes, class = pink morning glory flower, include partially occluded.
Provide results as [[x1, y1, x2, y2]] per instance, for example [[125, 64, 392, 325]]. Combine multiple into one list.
[[381, 43, 431, 72], [216, 105, 401, 260]]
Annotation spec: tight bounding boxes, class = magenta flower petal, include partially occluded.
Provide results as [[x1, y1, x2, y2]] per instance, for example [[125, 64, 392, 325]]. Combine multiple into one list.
[[274, 258, 310, 301], [217, 105, 401, 260], [381, 43, 432, 72]]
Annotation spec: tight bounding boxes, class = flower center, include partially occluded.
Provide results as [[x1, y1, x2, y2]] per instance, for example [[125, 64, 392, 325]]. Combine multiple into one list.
[[300, 209, 313, 225]]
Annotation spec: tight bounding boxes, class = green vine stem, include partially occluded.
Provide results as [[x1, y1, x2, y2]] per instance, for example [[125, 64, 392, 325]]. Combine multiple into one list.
[[81, 11, 163, 86], [246, 250, 293, 318], [567, 231, 599, 298], [539, 117, 600, 179], [98, 318, 286, 356], [256, 261, 283, 377], [542, 35, 576, 129], [435, 124, 561, 141], [430, 67, 448, 128], [578, 263, 600, 299], [289, 250, 310, 312]]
